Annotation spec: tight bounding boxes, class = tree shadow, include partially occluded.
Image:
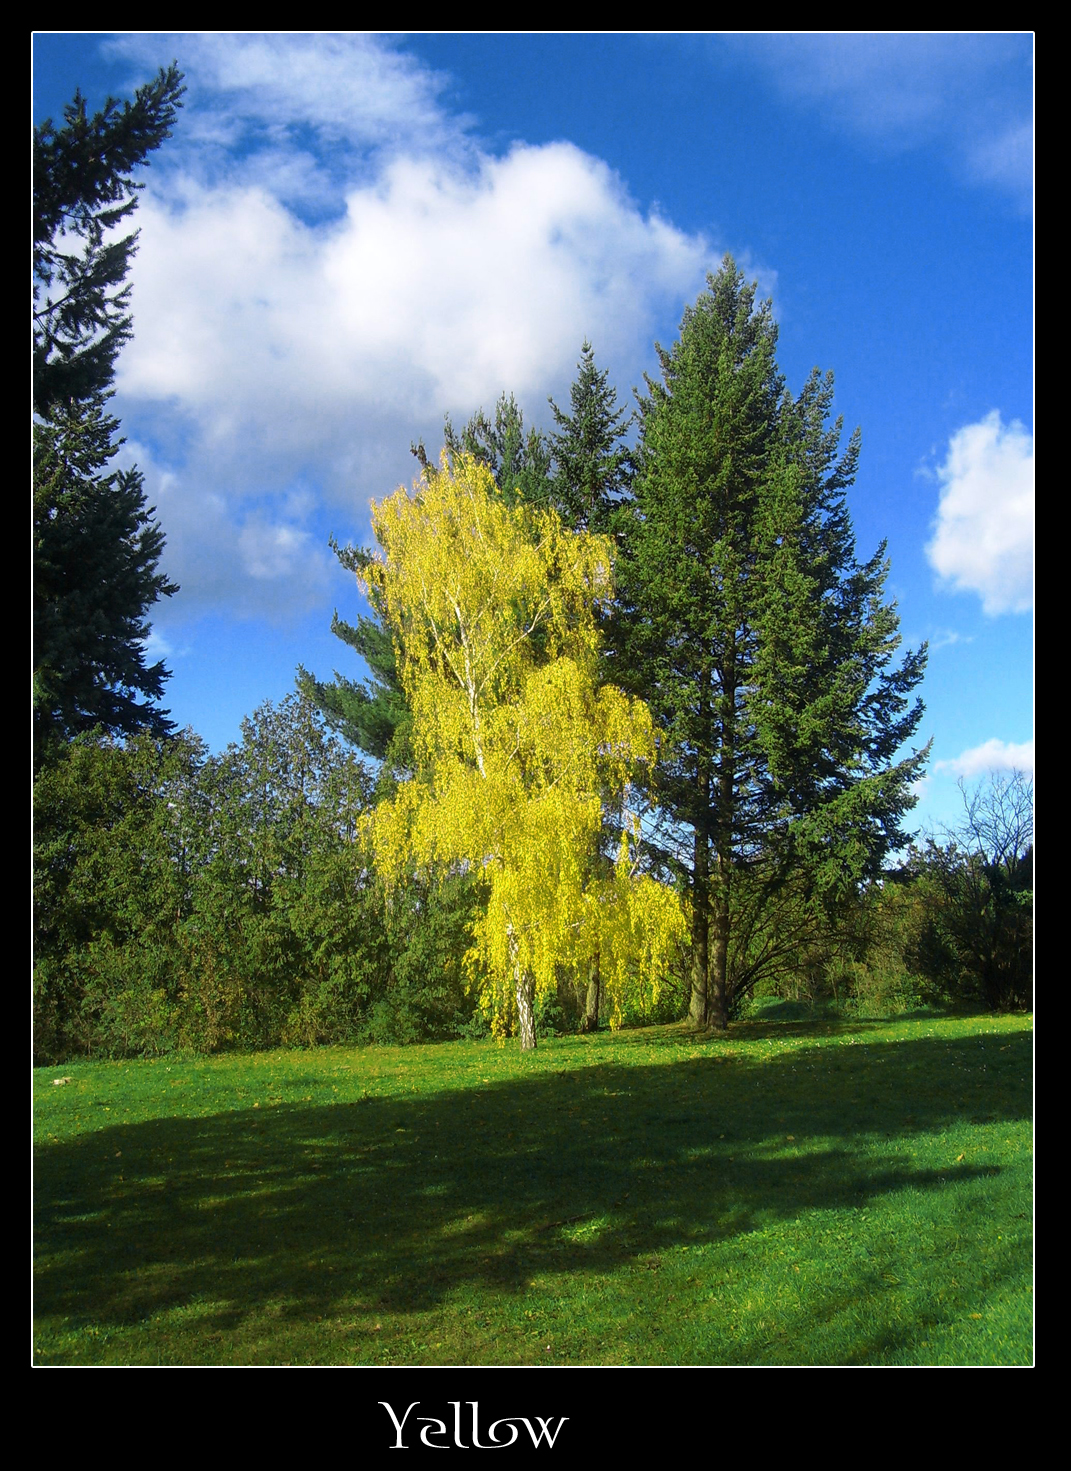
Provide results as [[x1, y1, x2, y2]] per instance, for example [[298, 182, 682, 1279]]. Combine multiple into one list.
[[602, 1013, 886, 1047], [35, 1026, 1031, 1346]]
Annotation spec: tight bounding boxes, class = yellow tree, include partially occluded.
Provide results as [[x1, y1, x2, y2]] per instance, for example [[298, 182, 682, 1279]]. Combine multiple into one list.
[[363, 452, 682, 1049]]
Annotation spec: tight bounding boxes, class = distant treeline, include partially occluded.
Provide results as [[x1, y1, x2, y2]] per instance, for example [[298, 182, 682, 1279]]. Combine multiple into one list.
[[33, 694, 1031, 1065]]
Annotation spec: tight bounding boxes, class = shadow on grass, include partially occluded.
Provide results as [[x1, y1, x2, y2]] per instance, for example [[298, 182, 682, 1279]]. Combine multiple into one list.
[[603, 1012, 893, 1046], [35, 1027, 1031, 1342]]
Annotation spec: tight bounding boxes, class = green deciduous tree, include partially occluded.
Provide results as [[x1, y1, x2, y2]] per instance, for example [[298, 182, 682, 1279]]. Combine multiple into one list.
[[34, 694, 482, 1062], [363, 453, 683, 1049], [619, 257, 929, 1030], [33, 66, 184, 763], [906, 769, 1033, 1011], [175, 695, 377, 1051]]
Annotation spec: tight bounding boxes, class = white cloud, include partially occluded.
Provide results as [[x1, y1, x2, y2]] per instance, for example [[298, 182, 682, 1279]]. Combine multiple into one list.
[[117, 142, 713, 507], [967, 119, 1034, 198], [141, 628, 174, 662], [926, 412, 1033, 615], [934, 738, 1034, 779], [107, 32, 464, 202], [118, 440, 334, 621], [103, 35, 718, 621], [123, 143, 710, 416], [238, 518, 317, 583], [931, 628, 973, 652], [732, 33, 1033, 208], [169, 32, 452, 144]]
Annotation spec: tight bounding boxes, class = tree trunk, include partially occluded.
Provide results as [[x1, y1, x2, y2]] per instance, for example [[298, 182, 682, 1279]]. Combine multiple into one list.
[[690, 711, 712, 1028], [708, 877, 730, 1031], [583, 944, 601, 1032], [516, 968, 537, 1051], [690, 829, 710, 1028], [706, 654, 736, 1032], [505, 923, 537, 1051]]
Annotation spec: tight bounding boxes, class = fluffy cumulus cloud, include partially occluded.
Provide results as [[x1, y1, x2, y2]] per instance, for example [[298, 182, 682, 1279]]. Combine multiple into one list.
[[730, 32, 1033, 208], [122, 145, 708, 463], [105, 34, 715, 617], [935, 738, 1034, 780], [926, 412, 1034, 615]]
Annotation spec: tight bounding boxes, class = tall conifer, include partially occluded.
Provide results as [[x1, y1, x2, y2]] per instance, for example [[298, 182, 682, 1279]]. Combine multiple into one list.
[[619, 257, 929, 1028], [547, 341, 632, 534], [33, 65, 185, 761]]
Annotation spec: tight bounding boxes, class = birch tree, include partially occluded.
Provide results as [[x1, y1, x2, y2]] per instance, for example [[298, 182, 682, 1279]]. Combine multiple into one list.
[[363, 453, 682, 1049]]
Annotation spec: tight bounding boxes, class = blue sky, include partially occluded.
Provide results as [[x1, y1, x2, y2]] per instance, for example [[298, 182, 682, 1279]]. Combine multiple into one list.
[[33, 33, 1033, 838]]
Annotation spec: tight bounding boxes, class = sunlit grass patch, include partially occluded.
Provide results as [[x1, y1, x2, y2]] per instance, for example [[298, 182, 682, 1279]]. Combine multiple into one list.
[[34, 1013, 1031, 1365]]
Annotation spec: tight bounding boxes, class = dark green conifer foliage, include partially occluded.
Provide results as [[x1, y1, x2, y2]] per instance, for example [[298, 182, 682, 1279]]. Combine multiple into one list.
[[33, 66, 185, 761], [620, 257, 929, 1029], [34, 64, 185, 414], [442, 391, 553, 506], [547, 340, 632, 534], [541, 344, 634, 1029], [296, 542, 413, 785], [34, 403, 178, 751]]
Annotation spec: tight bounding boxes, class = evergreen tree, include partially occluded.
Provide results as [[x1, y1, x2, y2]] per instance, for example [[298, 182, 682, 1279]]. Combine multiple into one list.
[[33, 66, 185, 761], [547, 341, 632, 534], [33, 725, 206, 1062], [442, 391, 553, 506], [296, 540, 413, 787], [619, 257, 929, 1030], [543, 343, 635, 1027], [34, 401, 178, 754], [34, 64, 185, 414]]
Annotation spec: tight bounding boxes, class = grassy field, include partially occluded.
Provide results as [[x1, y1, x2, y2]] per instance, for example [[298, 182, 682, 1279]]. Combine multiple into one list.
[[33, 1012, 1032, 1366]]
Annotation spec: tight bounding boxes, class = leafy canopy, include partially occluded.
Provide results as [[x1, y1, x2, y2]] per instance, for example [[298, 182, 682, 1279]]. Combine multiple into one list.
[[363, 453, 683, 1038]]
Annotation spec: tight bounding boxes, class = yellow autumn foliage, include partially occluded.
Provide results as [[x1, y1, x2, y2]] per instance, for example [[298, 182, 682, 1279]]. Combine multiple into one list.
[[361, 452, 684, 1045]]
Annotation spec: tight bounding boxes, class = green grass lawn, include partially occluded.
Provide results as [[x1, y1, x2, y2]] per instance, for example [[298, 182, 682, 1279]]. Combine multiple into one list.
[[33, 1012, 1032, 1366]]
